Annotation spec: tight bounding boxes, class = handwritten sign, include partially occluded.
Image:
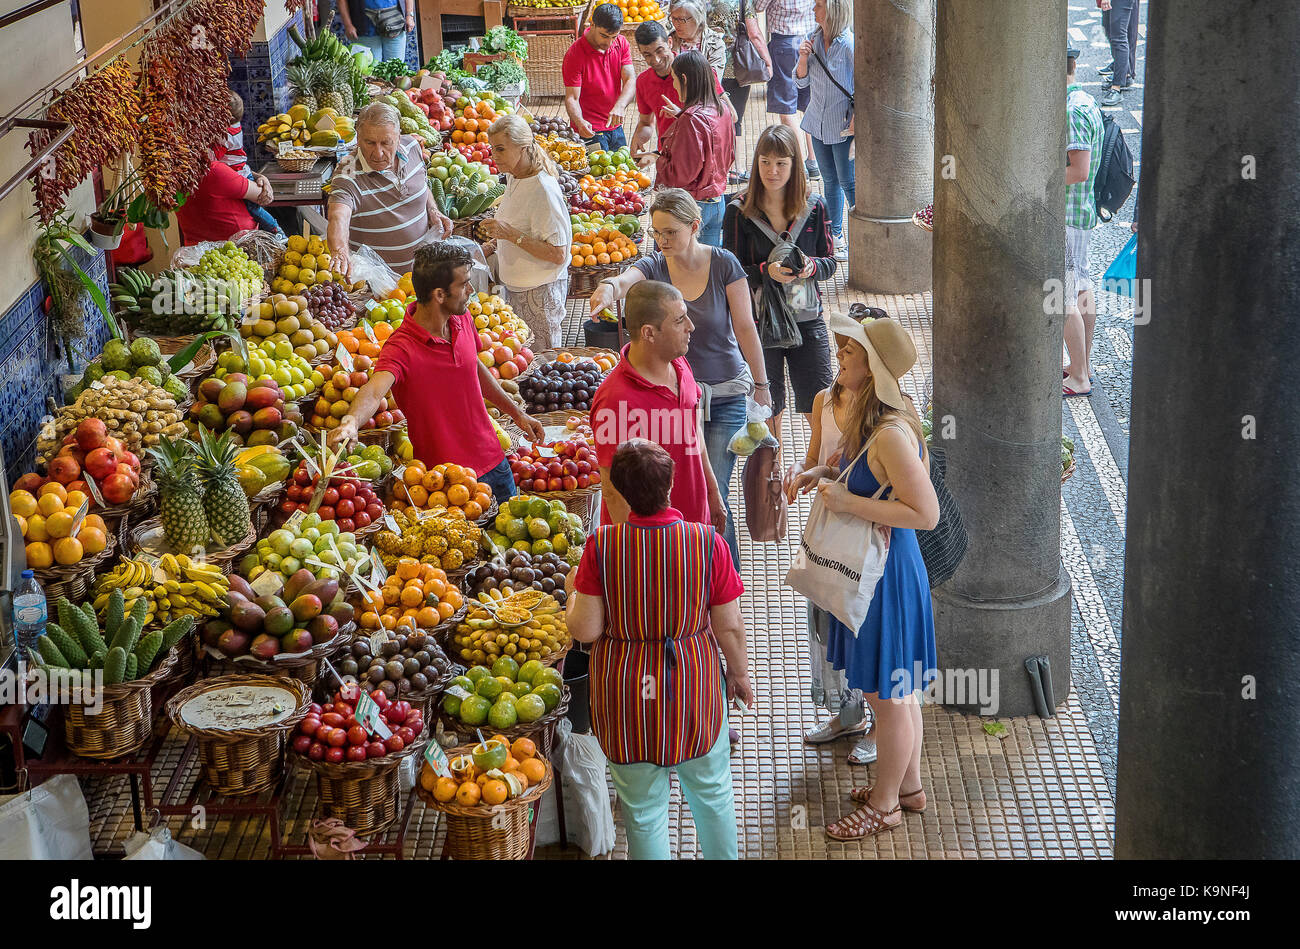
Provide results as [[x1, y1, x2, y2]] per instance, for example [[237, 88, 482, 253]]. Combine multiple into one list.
[[371, 556, 388, 585], [360, 320, 378, 344], [335, 343, 354, 372], [69, 497, 88, 539], [81, 472, 106, 507]]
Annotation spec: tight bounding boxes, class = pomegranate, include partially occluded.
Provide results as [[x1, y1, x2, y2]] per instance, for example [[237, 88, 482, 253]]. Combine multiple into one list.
[[47, 455, 81, 485], [83, 447, 117, 481], [99, 473, 135, 505], [75, 418, 107, 451]]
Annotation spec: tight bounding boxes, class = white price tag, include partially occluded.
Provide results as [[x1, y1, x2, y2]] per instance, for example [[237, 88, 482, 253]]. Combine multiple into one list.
[[285, 509, 307, 531], [335, 344, 354, 372], [424, 739, 451, 777], [368, 631, 387, 656], [251, 570, 284, 597], [382, 514, 401, 535], [418, 75, 438, 91], [371, 556, 388, 585], [81, 472, 106, 507], [361, 320, 379, 343], [277, 139, 293, 156], [69, 498, 88, 538], [355, 691, 393, 739], [445, 684, 472, 701], [89, 379, 106, 390]]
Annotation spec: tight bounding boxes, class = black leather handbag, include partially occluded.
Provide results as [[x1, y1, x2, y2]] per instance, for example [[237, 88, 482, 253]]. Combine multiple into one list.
[[732, 0, 772, 86]]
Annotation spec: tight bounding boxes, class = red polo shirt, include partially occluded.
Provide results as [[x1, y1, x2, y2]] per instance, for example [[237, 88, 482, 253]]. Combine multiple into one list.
[[635, 67, 725, 141], [573, 507, 743, 600], [374, 306, 504, 476], [176, 160, 255, 245], [562, 31, 632, 133], [590, 346, 709, 526]]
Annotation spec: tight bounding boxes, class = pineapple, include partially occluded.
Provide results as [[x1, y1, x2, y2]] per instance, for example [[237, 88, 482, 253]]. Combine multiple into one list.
[[313, 62, 352, 116], [149, 439, 209, 554], [287, 62, 318, 112], [194, 428, 252, 548]]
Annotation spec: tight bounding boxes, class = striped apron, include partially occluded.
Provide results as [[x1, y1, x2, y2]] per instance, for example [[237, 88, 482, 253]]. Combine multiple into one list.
[[589, 520, 725, 766]]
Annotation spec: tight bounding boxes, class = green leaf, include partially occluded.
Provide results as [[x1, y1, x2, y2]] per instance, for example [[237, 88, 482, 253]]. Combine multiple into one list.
[[49, 237, 121, 340], [167, 330, 228, 372], [982, 722, 1008, 739]]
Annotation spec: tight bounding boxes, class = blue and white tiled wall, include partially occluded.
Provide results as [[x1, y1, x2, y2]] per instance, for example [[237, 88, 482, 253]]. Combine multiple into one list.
[[228, 8, 308, 157], [0, 242, 110, 485]]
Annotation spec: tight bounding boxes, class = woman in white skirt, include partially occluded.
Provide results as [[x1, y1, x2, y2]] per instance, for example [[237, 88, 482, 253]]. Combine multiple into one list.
[[481, 114, 572, 348], [784, 311, 878, 765]]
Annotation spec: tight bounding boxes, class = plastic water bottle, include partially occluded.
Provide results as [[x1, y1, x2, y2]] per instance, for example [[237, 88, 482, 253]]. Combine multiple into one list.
[[12, 569, 48, 657]]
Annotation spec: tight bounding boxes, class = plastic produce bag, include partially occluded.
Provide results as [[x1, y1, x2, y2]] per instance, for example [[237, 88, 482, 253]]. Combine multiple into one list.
[[727, 394, 776, 457], [440, 235, 495, 294], [0, 775, 93, 860], [531, 718, 616, 856], [348, 243, 401, 299], [1103, 233, 1137, 297], [169, 229, 285, 269], [123, 823, 205, 860]]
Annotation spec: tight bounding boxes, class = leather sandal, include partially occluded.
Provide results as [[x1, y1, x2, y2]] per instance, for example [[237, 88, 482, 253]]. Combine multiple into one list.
[[850, 785, 926, 812], [804, 718, 867, 745], [825, 801, 902, 840]]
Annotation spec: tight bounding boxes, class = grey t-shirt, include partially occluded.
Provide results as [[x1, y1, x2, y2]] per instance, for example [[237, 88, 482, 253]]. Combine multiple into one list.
[[634, 248, 747, 385]]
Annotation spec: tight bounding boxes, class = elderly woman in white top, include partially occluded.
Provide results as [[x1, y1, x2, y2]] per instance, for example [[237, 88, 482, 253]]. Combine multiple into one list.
[[480, 114, 573, 348]]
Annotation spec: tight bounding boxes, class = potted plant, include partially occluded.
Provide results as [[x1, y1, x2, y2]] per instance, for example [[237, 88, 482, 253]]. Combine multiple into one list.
[[88, 167, 141, 249]]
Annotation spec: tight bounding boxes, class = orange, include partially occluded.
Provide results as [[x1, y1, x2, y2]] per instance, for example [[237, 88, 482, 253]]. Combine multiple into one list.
[[25, 514, 48, 542], [403, 463, 426, 486], [481, 779, 508, 806], [511, 737, 537, 760], [38, 482, 68, 504], [455, 781, 482, 806], [446, 484, 470, 507], [592, 240, 607, 256], [360, 610, 381, 630], [37, 493, 64, 518], [424, 577, 447, 599], [419, 765, 438, 792], [381, 584, 401, 606], [396, 557, 420, 581], [399, 584, 424, 608], [53, 536, 83, 566], [433, 775, 458, 802], [472, 490, 492, 509], [405, 485, 429, 507], [380, 613, 397, 630], [461, 500, 483, 521], [341, 334, 360, 353], [609, 251, 623, 264], [374, 321, 393, 341], [504, 755, 519, 772], [82, 513, 106, 534], [596, 253, 611, 265], [436, 600, 455, 621], [45, 510, 74, 539], [443, 588, 463, 609], [424, 468, 445, 492], [78, 526, 106, 555], [428, 490, 448, 509], [25, 541, 52, 569], [416, 606, 440, 627], [9, 490, 37, 518], [521, 757, 547, 784], [584, 254, 597, 267]]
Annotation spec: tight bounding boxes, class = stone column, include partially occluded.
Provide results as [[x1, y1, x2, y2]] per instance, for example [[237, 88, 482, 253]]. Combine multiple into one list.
[[1116, 4, 1300, 859], [847, 0, 934, 293], [929, 0, 1072, 717]]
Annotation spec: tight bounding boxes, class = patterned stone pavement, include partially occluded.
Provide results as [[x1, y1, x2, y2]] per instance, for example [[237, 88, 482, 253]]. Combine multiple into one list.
[[78, 4, 1148, 858]]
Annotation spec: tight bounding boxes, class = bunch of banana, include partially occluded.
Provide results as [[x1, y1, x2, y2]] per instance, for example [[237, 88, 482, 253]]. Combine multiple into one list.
[[94, 554, 230, 628], [109, 267, 236, 334]]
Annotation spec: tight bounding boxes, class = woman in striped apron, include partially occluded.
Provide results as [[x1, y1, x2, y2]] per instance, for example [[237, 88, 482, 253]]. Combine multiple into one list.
[[566, 439, 754, 859]]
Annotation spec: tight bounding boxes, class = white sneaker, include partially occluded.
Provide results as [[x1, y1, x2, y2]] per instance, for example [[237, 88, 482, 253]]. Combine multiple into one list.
[[833, 239, 848, 262]]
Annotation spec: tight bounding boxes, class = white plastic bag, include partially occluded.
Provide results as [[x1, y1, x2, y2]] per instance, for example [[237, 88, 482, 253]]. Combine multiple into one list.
[[727, 394, 777, 457], [349, 243, 401, 298], [441, 235, 495, 293], [169, 229, 285, 269], [531, 718, 616, 856], [0, 775, 93, 860], [123, 823, 205, 860]]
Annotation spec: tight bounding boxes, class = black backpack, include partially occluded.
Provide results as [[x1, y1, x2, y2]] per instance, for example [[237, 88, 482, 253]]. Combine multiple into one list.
[[1093, 111, 1136, 222]]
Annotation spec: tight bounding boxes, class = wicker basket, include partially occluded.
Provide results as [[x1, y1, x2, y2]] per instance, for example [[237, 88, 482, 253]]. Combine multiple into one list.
[[62, 647, 178, 759], [32, 529, 118, 607], [436, 683, 569, 746], [518, 28, 581, 98], [166, 674, 312, 797], [126, 516, 257, 576], [508, 1, 588, 16], [416, 743, 552, 859], [199, 623, 354, 690], [276, 154, 319, 173], [295, 731, 427, 835], [568, 250, 642, 295]]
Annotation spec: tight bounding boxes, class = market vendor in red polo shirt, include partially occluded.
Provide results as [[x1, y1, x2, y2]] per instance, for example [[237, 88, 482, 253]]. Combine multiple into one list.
[[589, 279, 726, 528], [562, 3, 636, 150], [327, 242, 546, 502]]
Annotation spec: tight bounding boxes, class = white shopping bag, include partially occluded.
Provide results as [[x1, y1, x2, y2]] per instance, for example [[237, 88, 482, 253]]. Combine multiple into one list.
[[785, 439, 891, 632], [0, 774, 93, 860], [123, 823, 205, 860], [532, 718, 616, 857]]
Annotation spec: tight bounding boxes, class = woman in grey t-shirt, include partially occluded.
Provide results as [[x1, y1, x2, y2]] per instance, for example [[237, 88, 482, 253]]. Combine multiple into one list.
[[588, 188, 771, 567]]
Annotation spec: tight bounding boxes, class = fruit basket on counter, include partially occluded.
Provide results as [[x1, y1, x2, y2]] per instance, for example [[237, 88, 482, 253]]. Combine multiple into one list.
[[165, 674, 312, 797], [290, 682, 428, 835], [32, 529, 118, 605], [416, 738, 553, 860]]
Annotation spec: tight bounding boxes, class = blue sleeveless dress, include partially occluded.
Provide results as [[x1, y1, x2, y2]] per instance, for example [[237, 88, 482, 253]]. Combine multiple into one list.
[[825, 442, 937, 698]]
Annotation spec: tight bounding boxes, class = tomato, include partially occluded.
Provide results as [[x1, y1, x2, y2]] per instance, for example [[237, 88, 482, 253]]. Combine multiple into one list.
[[384, 735, 405, 753], [346, 725, 367, 746], [299, 715, 321, 736], [292, 734, 313, 754], [325, 746, 345, 764], [321, 712, 344, 728], [369, 689, 390, 709], [396, 726, 415, 745], [346, 745, 368, 762], [366, 740, 387, 758], [333, 702, 354, 718], [308, 703, 323, 716], [307, 740, 326, 761], [326, 727, 347, 748], [386, 700, 410, 724]]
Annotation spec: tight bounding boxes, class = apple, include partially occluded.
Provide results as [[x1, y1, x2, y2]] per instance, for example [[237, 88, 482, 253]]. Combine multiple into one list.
[[548, 477, 563, 492]]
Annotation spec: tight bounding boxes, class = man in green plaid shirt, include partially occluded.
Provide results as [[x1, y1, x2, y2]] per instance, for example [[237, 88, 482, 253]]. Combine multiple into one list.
[[1064, 46, 1104, 397]]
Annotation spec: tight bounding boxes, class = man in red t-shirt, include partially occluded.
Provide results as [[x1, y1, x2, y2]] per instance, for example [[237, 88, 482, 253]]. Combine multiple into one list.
[[590, 279, 725, 528], [328, 242, 545, 502], [175, 150, 274, 245], [562, 3, 635, 150], [630, 20, 728, 164]]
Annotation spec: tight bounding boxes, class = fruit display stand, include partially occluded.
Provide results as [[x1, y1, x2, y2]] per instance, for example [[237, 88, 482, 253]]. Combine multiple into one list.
[[294, 731, 427, 835], [418, 742, 553, 859], [512, 5, 588, 98], [32, 529, 118, 605], [165, 674, 312, 797], [199, 624, 355, 692], [567, 232, 645, 296], [437, 682, 571, 748]]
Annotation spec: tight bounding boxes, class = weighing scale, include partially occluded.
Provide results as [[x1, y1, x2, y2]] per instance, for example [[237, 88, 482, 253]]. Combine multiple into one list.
[[258, 158, 336, 203]]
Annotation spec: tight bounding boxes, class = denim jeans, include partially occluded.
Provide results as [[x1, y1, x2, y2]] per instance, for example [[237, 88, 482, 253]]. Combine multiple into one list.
[[698, 197, 724, 248], [584, 126, 628, 151], [809, 137, 855, 239], [478, 457, 517, 505], [606, 712, 736, 859], [354, 29, 408, 64], [700, 394, 747, 569], [1103, 0, 1140, 87]]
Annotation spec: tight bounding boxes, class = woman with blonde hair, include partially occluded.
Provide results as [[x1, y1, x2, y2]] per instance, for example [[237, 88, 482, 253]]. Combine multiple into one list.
[[789, 314, 938, 841], [795, 0, 855, 259], [481, 113, 572, 347], [722, 123, 837, 449], [588, 187, 771, 568]]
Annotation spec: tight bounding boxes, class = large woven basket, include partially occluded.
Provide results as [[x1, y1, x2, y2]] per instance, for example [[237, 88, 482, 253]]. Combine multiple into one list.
[[166, 674, 312, 797], [199, 623, 354, 690], [295, 731, 427, 835], [517, 28, 580, 98], [32, 529, 118, 607], [416, 742, 552, 859], [567, 240, 644, 296], [435, 683, 570, 747], [61, 647, 178, 759]]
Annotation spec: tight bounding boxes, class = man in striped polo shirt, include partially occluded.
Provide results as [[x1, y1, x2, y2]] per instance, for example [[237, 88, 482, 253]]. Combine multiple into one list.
[[327, 102, 452, 277]]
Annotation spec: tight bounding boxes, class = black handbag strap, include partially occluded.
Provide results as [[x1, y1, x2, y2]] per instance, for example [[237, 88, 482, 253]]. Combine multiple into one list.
[[810, 33, 854, 103]]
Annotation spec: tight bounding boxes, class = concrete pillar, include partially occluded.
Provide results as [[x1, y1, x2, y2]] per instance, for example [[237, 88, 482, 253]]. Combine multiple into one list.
[[929, 0, 1071, 717], [1116, 4, 1300, 859], [848, 0, 933, 293]]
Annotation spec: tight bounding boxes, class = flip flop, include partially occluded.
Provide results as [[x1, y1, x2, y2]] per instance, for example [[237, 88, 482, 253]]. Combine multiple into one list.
[[1064, 371, 1098, 384], [1063, 386, 1092, 398]]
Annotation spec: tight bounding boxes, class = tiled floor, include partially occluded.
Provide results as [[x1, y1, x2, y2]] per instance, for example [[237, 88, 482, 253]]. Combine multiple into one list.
[[77, 84, 1125, 860]]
